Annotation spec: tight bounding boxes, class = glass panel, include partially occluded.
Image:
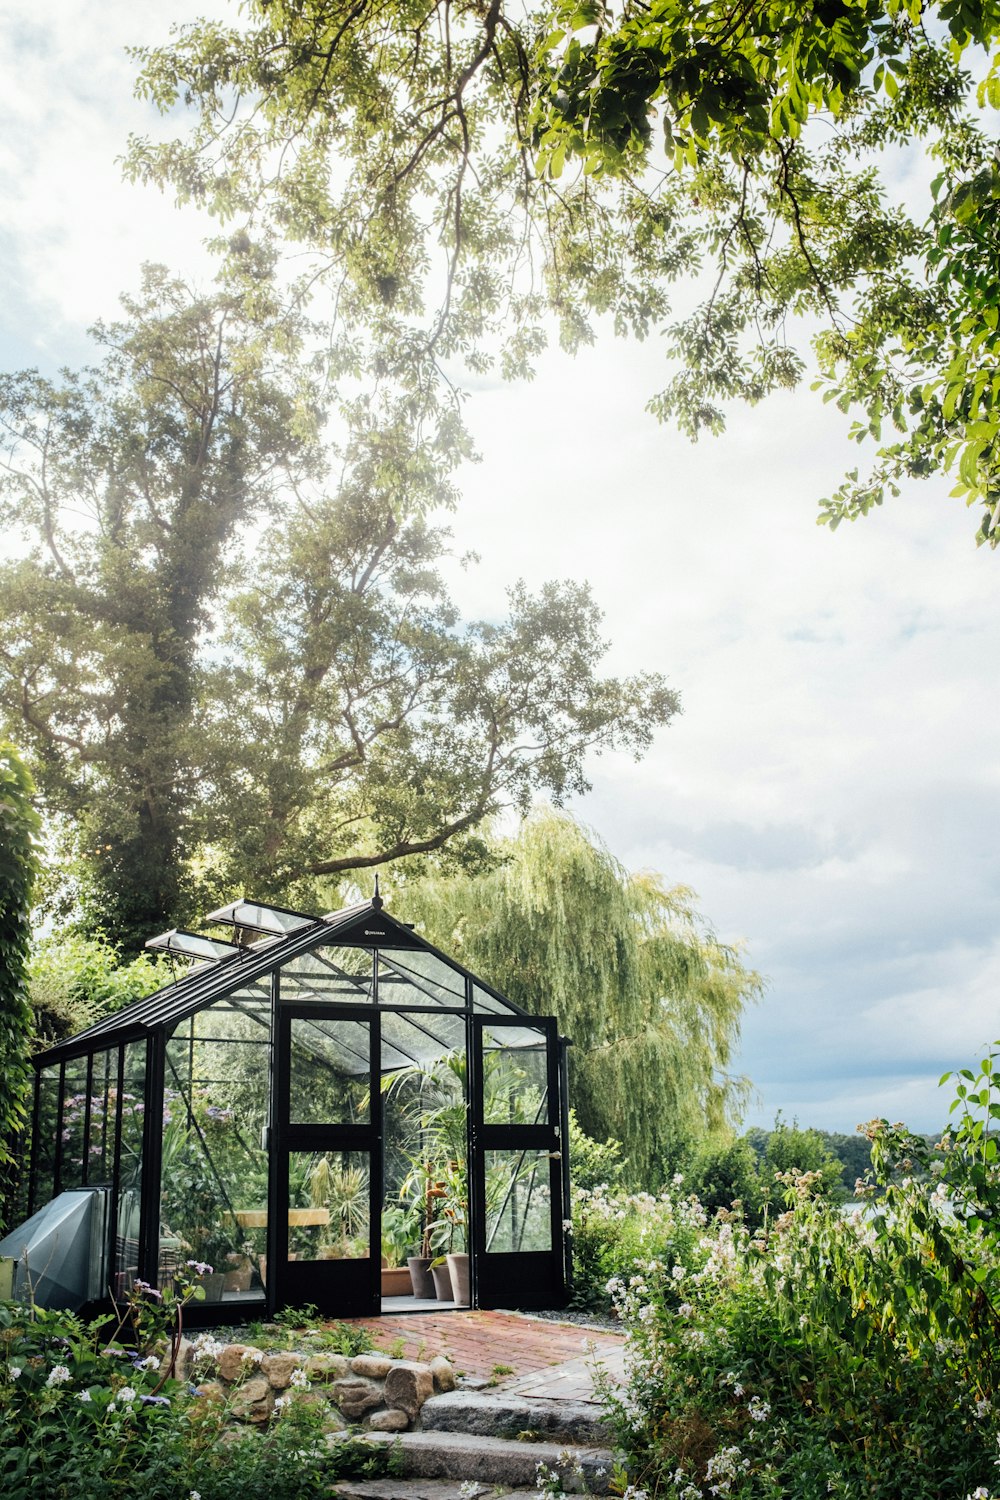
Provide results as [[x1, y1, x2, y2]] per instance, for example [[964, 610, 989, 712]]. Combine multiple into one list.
[[484, 1150, 553, 1253], [472, 982, 514, 1016], [208, 899, 315, 935], [288, 1149, 370, 1261], [378, 950, 465, 1008], [146, 930, 242, 962], [280, 947, 374, 1003], [381, 1008, 466, 1072], [115, 1042, 145, 1297], [87, 1049, 116, 1184], [158, 995, 271, 1301], [382, 1031, 468, 1260], [481, 1025, 550, 1125], [33, 1066, 61, 1212], [288, 1016, 371, 1124], [59, 1057, 88, 1190]]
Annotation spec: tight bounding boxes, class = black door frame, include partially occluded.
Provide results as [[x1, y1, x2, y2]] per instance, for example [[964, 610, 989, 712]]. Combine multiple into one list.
[[270, 1003, 382, 1317], [469, 1014, 566, 1310]]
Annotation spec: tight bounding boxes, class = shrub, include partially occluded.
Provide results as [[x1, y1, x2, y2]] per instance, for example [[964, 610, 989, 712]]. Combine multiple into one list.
[[0, 1285, 392, 1500], [28, 934, 165, 1048], [592, 1051, 1000, 1497]]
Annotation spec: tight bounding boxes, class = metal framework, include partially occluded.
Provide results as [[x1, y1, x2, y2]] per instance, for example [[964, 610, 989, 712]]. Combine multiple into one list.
[[24, 895, 572, 1321]]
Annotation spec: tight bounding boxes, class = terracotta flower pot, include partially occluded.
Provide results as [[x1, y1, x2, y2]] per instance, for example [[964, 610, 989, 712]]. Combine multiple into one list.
[[381, 1265, 413, 1296]]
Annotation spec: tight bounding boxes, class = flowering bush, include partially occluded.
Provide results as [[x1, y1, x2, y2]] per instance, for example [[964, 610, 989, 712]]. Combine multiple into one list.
[[0, 1281, 393, 1500], [594, 1049, 1000, 1498], [571, 1177, 711, 1309]]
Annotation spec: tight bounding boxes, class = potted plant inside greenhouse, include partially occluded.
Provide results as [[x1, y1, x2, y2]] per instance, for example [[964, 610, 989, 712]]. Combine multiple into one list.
[[379, 1203, 419, 1296]]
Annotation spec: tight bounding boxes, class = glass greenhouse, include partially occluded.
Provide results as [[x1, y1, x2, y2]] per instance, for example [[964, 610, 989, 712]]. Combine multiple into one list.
[[13, 893, 571, 1322]]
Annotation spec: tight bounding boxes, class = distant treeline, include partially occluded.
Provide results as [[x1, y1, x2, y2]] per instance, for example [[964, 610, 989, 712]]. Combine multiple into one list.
[[680, 1117, 946, 1226]]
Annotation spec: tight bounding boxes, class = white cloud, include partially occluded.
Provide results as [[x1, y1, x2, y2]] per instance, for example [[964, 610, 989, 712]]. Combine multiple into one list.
[[1, 0, 998, 1134]]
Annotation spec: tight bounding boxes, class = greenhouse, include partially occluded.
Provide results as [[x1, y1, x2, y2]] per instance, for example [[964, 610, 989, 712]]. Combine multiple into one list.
[[7, 892, 571, 1322]]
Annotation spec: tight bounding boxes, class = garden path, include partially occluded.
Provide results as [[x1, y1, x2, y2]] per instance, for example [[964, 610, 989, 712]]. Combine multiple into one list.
[[337, 1309, 626, 1399]]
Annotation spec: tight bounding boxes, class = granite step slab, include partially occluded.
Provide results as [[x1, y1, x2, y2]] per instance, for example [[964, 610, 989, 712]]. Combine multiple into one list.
[[355, 1429, 617, 1493], [418, 1389, 612, 1445]]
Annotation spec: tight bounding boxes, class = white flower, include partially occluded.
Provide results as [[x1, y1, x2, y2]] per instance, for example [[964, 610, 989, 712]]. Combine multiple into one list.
[[289, 1368, 309, 1389], [138, 1355, 160, 1370], [747, 1395, 771, 1423], [9, 1366, 22, 1381], [678, 1302, 694, 1318], [189, 1492, 202, 1500], [671, 1265, 686, 1281], [46, 1364, 71, 1387], [458, 1483, 482, 1499], [78, 1389, 93, 1403], [273, 1395, 290, 1413], [119, 1386, 137, 1403]]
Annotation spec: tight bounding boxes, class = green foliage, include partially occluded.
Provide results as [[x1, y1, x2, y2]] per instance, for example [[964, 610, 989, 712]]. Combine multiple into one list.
[[0, 272, 675, 948], [592, 1049, 1000, 1498], [570, 1179, 712, 1312], [403, 810, 762, 1186], [128, 0, 1000, 546], [685, 1134, 765, 1223], [567, 1109, 627, 1193], [0, 1295, 392, 1500], [0, 743, 40, 1201], [27, 935, 165, 1049]]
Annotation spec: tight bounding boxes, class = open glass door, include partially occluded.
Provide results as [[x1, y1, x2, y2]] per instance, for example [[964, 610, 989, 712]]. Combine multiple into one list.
[[470, 1015, 566, 1310], [271, 1005, 380, 1316]]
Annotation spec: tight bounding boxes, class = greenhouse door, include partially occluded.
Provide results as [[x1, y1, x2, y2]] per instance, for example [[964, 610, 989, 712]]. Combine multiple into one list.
[[272, 1005, 381, 1317], [470, 1015, 566, 1310]]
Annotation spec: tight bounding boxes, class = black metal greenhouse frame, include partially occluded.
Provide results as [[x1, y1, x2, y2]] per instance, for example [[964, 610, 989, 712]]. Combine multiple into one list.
[[25, 894, 573, 1324]]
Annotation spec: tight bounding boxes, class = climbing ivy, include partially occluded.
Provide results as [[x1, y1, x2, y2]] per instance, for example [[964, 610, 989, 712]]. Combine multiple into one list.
[[0, 743, 41, 1218]]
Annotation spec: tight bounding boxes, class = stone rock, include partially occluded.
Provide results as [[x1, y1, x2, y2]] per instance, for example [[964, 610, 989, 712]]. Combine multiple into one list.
[[230, 1375, 271, 1423], [367, 1407, 410, 1432], [192, 1379, 226, 1402], [322, 1408, 349, 1434], [332, 1376, 385, 1419], [383, 1360, 434, 1419], [218, 1344, 262, 1382], [429, 1355, 457, 1393], [306, 1352, 350, 1381], [351, 1353, 394, 1378], [159, 1337, 193, 1381], [261, 1351, 302, 1389]]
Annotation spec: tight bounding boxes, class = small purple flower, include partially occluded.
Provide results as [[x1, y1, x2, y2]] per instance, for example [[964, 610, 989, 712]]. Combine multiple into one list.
[[132, 1281, 163, 1301], [186, 1260, 213, 1277], [141, 1394, 171, 1408]]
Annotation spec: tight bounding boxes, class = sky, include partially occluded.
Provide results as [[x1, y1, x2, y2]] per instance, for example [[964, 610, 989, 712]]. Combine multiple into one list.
[[2, 0, 998, 1135]]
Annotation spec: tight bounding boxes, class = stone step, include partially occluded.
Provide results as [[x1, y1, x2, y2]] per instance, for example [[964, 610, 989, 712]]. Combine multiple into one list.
[[353, 1430, 617, 1493], [332, 1482, 539, 1500], [418, 1389, 612, 1445]]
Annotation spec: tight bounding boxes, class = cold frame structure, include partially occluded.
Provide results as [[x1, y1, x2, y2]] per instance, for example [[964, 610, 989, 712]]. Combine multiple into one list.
[[14, 894, 571, 1322]]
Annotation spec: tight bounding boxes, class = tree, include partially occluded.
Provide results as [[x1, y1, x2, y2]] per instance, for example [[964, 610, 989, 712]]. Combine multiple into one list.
[[400, 809, 762, 1186], [0, 270, 677, 948], [0, 263, 318, 947], [0, 742, 40, 1230], [127, 0, 1000, 546]]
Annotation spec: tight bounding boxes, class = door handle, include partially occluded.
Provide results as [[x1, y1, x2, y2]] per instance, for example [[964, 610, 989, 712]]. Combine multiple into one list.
[[547, 1151, 562, 1161]]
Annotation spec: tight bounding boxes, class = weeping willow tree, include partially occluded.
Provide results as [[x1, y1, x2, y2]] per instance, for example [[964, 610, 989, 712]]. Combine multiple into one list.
[[401, 810, 762, 1188]]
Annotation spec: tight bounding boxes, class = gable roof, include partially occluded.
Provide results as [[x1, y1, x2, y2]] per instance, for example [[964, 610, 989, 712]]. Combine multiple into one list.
[[35, 897, 525, 1067]]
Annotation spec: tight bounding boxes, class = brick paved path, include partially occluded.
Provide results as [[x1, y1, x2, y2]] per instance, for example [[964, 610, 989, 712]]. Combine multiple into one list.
[[338, 1309, 624, 1386]]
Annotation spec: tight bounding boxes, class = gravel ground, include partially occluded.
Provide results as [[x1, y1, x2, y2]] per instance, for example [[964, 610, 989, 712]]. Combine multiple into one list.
[[516, 1307, 622, 1333]]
